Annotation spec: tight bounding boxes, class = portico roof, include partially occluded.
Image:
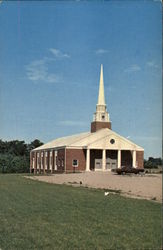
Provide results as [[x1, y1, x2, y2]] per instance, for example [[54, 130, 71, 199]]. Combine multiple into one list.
[[32, 128, 144, 152]]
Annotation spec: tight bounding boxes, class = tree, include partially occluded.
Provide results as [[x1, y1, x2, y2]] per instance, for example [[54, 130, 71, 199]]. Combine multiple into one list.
[[0, 139, 43, 173], [28, 139, 43, 151], [144, 157, 163, 169]]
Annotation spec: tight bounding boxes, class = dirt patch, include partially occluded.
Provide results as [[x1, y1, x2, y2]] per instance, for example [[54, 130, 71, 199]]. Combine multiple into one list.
[[25, 172, 162, 202]]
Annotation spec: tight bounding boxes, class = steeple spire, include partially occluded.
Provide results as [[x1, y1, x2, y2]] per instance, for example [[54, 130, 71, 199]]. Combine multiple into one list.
[[94, 64, 110, 122], [97, 64, 105, 105], [91, 64, 112, 132]]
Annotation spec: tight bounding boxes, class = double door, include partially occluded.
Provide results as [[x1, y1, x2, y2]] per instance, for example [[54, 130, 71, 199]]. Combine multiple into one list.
[[94, 158, 117, 170], [106, 158, 117, 170]]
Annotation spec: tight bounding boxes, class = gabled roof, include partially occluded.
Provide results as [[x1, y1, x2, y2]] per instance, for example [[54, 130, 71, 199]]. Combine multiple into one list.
[[32, 128, 144, 152]]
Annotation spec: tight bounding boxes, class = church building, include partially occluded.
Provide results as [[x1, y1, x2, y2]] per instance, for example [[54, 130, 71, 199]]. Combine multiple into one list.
[[30, 65, 144, 173]]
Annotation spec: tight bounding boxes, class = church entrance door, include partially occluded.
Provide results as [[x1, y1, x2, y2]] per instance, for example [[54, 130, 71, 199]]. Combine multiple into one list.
[[106, 158, 117, 170]]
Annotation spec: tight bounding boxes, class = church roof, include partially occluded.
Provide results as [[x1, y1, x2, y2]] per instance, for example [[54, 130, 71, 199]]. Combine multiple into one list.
[[32, 128, 144, 152]]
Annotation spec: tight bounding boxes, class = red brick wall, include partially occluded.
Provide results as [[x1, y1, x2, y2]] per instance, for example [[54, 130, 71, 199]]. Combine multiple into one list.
[[30, 148, 144, 173], [136, 151, 144, 168], [91, 121, 112, 132], [66, 149, 86, 172]]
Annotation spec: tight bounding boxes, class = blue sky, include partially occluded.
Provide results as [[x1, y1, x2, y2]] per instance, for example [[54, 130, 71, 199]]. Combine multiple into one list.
[[0, 1, 162, 159]]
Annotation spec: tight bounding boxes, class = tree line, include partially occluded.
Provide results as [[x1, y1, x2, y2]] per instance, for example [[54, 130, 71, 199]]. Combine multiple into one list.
[[0, 139, 43, 173], [144, 157, 162, 169]]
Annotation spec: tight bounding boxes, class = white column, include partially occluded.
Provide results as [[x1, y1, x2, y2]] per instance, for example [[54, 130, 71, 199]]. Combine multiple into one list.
[[32, 158, 35, 169], [86, 149, 90, 171], [118, 150, 121, 169], [37, 153, 39, 170], [102, 149, 106, 171], [54, 151, 57, 170], [132, 150, 136, 168], [49, 151, 52, 171], [41, 152, 43, 169]]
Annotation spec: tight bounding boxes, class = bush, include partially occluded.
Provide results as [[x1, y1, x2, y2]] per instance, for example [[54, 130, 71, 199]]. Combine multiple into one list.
[[0, 154, 30, 173], [144, 157, 163, 169]]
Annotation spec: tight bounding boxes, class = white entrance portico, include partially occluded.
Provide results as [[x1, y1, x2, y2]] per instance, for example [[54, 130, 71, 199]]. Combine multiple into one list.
[[84, 132, 143, 171]]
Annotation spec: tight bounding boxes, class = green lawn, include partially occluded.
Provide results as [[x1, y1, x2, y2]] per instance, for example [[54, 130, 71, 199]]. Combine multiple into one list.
[[0, 174, 162, 250]]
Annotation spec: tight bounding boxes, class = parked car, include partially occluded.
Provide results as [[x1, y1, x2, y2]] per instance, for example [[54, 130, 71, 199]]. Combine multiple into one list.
[[115, 166, 144, 175]]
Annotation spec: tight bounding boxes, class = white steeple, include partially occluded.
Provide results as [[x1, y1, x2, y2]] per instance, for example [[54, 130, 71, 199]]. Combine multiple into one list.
[[97, 64, 105, 105], [93, 64, 110, 122]]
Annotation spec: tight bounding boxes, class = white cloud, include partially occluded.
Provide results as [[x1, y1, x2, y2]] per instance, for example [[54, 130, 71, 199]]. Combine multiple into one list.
[[49, 48, 70, 59], [95, 49, 109, 55], [124, 64, 141, 73], [26, 60, 47, 81], [25, 48, 70, 83], [146, 61, 159, 69], [46, 74, 62, 83], [58, 120, 87, 126], [26, 59, 62, 83]]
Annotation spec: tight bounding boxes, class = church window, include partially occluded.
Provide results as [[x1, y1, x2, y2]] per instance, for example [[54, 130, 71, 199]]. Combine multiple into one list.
[[110, 139, 115, 144], [72, 159, 78, 167]]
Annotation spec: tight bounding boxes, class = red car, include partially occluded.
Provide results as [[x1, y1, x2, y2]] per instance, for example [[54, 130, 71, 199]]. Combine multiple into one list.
[[116, 166, 144, 175]]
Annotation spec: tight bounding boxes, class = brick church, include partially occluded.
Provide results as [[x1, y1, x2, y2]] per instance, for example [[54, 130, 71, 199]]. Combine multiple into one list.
[[30, 65, 144, 173]]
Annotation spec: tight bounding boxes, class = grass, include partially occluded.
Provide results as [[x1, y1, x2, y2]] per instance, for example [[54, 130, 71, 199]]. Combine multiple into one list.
[[0, 174, 162, 250]]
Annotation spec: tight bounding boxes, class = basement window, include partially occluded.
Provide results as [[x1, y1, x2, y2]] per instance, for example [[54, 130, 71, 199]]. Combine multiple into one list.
[[72, 159, 78, 167]]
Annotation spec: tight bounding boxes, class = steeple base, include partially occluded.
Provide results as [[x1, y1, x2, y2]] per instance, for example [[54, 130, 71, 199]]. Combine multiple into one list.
[[91, 121, 112, 133]]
